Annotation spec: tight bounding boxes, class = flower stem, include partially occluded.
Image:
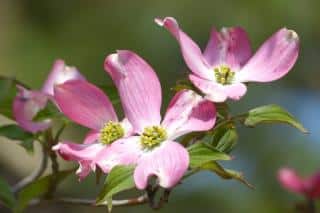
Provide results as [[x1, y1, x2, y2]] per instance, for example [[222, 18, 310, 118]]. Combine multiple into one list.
[[29, 194, 149, 207], [0, 75, 30, 89], [307, 198, 315, 213], [12, 143, 48, 193], [44, 129, 59, 198], [146, 184, 171, 210], [151, 189, 170, 209], [212, 113, 247, 131], [61, 194, 148, 206]]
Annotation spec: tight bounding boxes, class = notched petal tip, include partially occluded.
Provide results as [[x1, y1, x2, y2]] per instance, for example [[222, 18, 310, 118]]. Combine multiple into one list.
[[220, 26, 243, 37], [154, 16, 178, 27], [53, 81, 64, 91], [157, 17, 212, 80], [154, 17, 180, 39], [116, 50, 131, 63], [104, 52, 127, 78], [52, 143, 60, 151], [204, 26, 252, 69], [285, 29, 299, 42], [42, 59, 85, 96], [52, 59, 65, 67], [154, 17, 164, 26]]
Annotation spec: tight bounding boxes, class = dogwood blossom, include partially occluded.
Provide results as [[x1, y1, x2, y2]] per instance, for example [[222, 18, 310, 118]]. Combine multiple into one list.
[[13, 59, 84, 133], [156, 17, 299, 102], [103, 50, 216, 189]]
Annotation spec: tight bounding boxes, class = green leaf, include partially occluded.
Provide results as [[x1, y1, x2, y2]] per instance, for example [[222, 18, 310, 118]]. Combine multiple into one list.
[[188, 142, 231, 168], [14, 170, 74, 213], [0, 176, 16, 209], [180, 132, 205, 146], [32, 101, 63, 122], [0, 78, 18, 119], [0, 125, 33, 140], [19, 138, 35, 153], [215, 128, 238, 153], [244, 104, 307, 133], [95, 167, 104, 185], [96, 165, 135, 211], [201, 161, 253, 188], [0, 125, 35, 153], [210, 122, 235, 144]]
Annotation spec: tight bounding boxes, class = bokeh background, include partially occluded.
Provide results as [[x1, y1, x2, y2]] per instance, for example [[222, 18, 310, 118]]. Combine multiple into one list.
[[1, 0, 320, 212]]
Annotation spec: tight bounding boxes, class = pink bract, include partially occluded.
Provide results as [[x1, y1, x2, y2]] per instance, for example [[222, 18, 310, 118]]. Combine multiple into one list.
[[53, 80, 133, 180], [13, 59, 84, 133], [155, 17, 300, 102], [104, 50, 217, 189], [278, 168, 320, 199], [13, 86, 51, 133], [42, 59, 85, 96]]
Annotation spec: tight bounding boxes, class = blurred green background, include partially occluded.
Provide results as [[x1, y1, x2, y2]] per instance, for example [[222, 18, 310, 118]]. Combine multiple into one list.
[[1, 0, 320, 212]]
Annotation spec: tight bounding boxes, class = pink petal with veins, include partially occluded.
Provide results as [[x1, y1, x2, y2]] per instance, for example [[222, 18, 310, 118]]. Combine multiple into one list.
[[204, 27, 252, 69], [96, 136, 143, 173], [105, 50, 162, 133], [54, 80, 118, 130], [134, 140, 189, 189], [162, 90, 216, 139], [238, 28, 299, 82]]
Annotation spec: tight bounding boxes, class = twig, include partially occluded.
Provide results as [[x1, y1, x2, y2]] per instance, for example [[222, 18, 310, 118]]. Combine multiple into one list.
[[53, 123, 67, 143], [150, 189, 171, 210], [72, 194, 148, 207], [29, 194, 148, 207], [0, 75, 30, 89], [12, 144, 48, 193], [146, 184, 171, 210], [146, 184, 159, 208], [307, 198, 315, 213], [44, 129, 59, 198], [209, 113, 247, 133]]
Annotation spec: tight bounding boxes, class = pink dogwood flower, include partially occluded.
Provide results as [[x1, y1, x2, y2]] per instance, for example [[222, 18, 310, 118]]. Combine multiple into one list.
[[13, 59, 84, 133], [104, 50, 216, 189], [278, 168, 320, 199], [155, 17, 300, 102], [52, 80, 133, 180]]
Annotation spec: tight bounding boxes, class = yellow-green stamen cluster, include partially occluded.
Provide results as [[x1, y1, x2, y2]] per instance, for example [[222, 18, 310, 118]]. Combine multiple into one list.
[[140, 126, 167, 149], [100, 121, 124, 145], [214, 65, 235, 85]]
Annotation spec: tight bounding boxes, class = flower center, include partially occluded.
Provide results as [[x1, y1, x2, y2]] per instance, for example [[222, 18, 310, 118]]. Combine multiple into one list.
[[100, 121, 124, 145], [214, 65, 235, 85], [140, 126, 167, 149]]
